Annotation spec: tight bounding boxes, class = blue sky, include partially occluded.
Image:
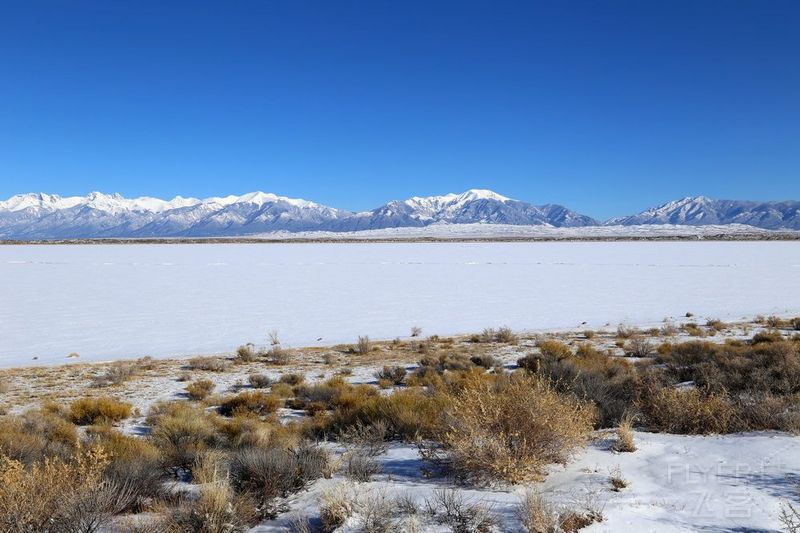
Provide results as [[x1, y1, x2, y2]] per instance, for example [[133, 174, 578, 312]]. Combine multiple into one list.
[[0, 1, 798, 219]]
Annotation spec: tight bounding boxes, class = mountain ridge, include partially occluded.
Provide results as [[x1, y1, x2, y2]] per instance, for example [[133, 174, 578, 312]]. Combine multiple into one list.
[[1, 190, 798, 238]]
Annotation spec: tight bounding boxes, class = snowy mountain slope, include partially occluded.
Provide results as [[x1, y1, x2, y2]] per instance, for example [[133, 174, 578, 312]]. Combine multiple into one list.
[[608, 196, 800, 229], [0, 189, 597, 238], [2, 190, 798, 238]]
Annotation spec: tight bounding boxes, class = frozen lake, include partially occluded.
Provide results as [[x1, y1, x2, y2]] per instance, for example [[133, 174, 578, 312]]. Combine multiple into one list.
[[1, 242, 798, 367]]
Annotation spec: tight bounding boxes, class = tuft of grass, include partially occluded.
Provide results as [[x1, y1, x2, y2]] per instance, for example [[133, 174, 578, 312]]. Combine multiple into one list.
[[609, 467, 629, 491], [613, 415, 637, 452]]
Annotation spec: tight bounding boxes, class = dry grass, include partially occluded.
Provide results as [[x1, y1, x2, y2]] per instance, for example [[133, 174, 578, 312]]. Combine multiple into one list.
[[517, 490, 603, 533], [613, 415, 637, 452]]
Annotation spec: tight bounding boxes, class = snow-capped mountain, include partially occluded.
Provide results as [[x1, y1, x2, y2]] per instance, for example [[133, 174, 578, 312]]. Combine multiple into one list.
[[2, 190, 798, 239], [331, 189, 598, 231], [607, 196, 800, 229], [0, 189, 597, 238], [0, 191, 350, 239]]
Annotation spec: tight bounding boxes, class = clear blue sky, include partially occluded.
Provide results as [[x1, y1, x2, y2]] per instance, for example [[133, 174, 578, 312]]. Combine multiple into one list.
[[1, 1, 798, 219]]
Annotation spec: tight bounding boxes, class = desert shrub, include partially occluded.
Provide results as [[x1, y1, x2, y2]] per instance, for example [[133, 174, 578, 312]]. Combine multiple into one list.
[[344, 452, 379, 482], [163, 479, 256, 533], [91, 362, 137, 387], [660, 322, 678, 336], [583, 330, 595, 339], [477, 328, 496, 343], [248, 373, 272, 388], [186, 379, 215, 401], [0, 446, 131, 533], [355, 335, 372, 355], [236, 344, 257, 362], [626, 337, 652, 357], [792, 318, 800, 331], [375, 365, 407, 385], [228, 443, 329, 517], [69, 397, 132, 425], [0, 409, 78, 464], [432, 373, 595, 483], [520, 345, 638, 427], [87, 426, 165, 511], [638, 386, 734, 434], [753, 330, 783, 344], [734, 393, 800, 433], [149, 402, 220, 472], [706, 319, 727, 331], [496, 326, 518, 344], [470, 353, 499, 369], [218, 391, 280, 417], [279, 372, 305, 386], [428, 489, 497, 533], [265, 344, 291, 365], [616, 324, 639, 339], [683, 323, 705, 337], [538, 339, 572, 359], [417, 353, 474, 374], [270, 382, 294, 398], [188, 356, 229, 372], [320, 385, 449, 441], [659, 340, 800, 395]]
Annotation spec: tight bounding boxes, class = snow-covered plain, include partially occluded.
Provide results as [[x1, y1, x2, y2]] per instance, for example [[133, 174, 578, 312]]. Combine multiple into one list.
[[1, 241, 799, 367]]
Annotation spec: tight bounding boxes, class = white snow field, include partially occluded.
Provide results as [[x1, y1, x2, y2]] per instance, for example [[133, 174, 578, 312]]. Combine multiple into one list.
[[254, 431, 800, 532], [1, 241, 799, 367]]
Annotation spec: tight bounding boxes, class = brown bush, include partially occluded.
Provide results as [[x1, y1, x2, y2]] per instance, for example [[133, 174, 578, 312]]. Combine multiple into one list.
[[248, 373, 272, 388], [218, 391, 281, 417], [0, 446, 131, 533], [186, 379, 215, 401], [279, 372, 305, 386], [433, 373, 595, 483], [236, 344, 258, 362], [538, 339, 572, 359], [87, 426, 165, 511], [188, 356, 229, 372], [638, 386, 734, 434], [375, 365, 407, 385], [0, 409, 78, 464], [69, 397, 132, 425], [149, 402, 220, 472], [228, 443, 329, 517]]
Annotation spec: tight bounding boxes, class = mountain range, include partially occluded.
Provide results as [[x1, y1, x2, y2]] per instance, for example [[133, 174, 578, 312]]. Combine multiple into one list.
[[0, 190, 798, 239]]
